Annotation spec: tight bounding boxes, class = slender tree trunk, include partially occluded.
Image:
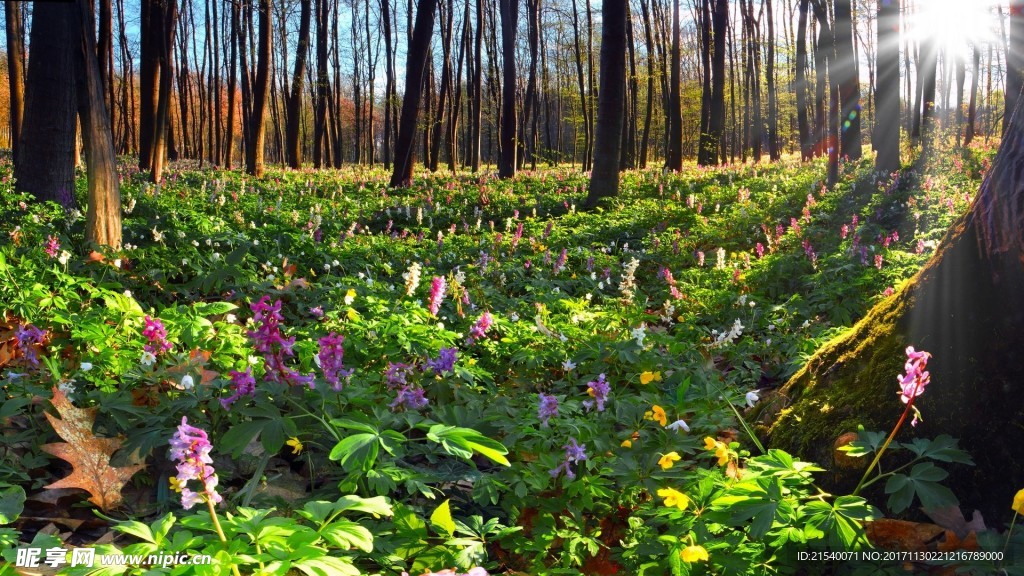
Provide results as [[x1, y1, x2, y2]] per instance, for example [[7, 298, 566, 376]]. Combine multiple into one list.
[[766, 0, 779, 161], [833, 0, 861, 159], [918, 33, 939, 156], [795, 0, 811, 160], [138, 1, 161, 171], [286, 0, 311, 168], [706, 0, 727, 165], [471, 0, 483, 171], [390, 0, 438, 187], [875, 0, 900, 174], [312, 0, 328, 168], [965, 44, 980, 147], [497, 0, 517, 178], [382, 0, 395, 169], [5, 1, 25, 160], [698, 0, 713, 164], [570, 0, 590, 172], [1007, 0, 1024, 131], [75, 0, 121, 248], [583, 0, 625, 207], [429, 0, 454, 171], [150, 0, 178, 184], [246, 0, 271, 177], [639, 0, 655, 168]]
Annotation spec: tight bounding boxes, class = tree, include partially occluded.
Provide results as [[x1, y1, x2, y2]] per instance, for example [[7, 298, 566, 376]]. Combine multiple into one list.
[[5, 1, 25, 161], [285, 0, 311, 169], [583, 0, 626, 208], [795, 0, 812, 160], [149, 0, 178, 184], [760, 94, 1024, 526], [699, 0, 728, 165], [312, 0, 329, 168], [497, 0, 517, 178], [1006, 0, 1024, 131], [666, 0, 682, 172], [245, 0, 272, 178], [389, 0, 438, 187], [833, 0, 861, 160], [874, 0, 900, 174]]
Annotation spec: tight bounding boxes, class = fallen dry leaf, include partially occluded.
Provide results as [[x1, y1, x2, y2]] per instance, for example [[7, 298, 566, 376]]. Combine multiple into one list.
[[39, 388, 146, 511], [865, 518, 945, 552]]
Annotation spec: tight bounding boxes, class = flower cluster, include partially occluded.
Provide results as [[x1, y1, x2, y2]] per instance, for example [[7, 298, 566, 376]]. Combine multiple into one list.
[[549, 437, 587, 479], [247, 296, 313, 388], [897, 346, 932, 426], [142, 315, 173, 356], [428, 276, 447, 316], [403, 262, 422, 296], [645, 404, 667, 427], [467, 311, 493, 343], [619, 258, 640, 299], [44, 235, 60, 258], [537, 393, 559, 427], [220, 368, 256, 410], [14, 323, 45, 367], [317, 332, 353, 391], [168, 417, 221, 510], [583, 373, 610, 412], [426, 347, 457, 375], [390, 385, 429, 411]]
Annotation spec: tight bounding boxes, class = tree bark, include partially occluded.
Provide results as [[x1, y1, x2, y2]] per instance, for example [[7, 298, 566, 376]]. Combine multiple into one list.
[[245, 0, 271, 177], [312, 0, 328, 168], [666, 0, 682, 171], [833, 0, 861, 160], [389, 0, 438, 187], [5, 1, 25, 161], [138, 0, 161, 171], [795, 0, 811, 160], [765, 0, 779, 161], [874, 0, 900, 174], [1006, 0, 1024, 131], [497, 0, 517, 178], [285, 0, 311, 168], [583, 0, 626, 208], [150, 0, 178, 184], [964, 44, 980, 147]]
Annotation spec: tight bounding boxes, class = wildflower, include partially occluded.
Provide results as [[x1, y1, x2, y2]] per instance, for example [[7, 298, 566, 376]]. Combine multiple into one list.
[[428, 276, 447, 316], [631, 325, 647, 347], [468, 311, 493, 342], [666, 419, 690, 433], [426, 347, 458, 375], [697, 251, 705, 267], [248, 296, 313, 388], [875, 254, 884, 269], [140, 350, 156, 367], [58, 250, 71, 265], [715, 248, 726, 270], [168, 417, 221, 510], [538, 393, 559, 427], [1013, 488, 1024, 514], [681, 545, 709, 562], [142, 316, 173, 355], [755, 242, 765, 258], [179, 374, 195, 390], [44, 235, 60, 258], [553, 248, 567, 274], [583, 373, 610, 412], [402, 262, 422, 295], [14, 324, 46, 367], [390, 385, 429, 411], [57, 379, 76, 394], [217, 371, 251, 410], [645, 405, 668, 427], [549, 437, 588, 479], [317, 332, 353, 391], [80, 362, 93, 372], [620, 439, 633, 448], [656, 487, 689, 510], [745, 390, 760, 408], [169, 476, 183, 493], [562, 359, 576, 371], [639, 371, 661, 385], [704, 437, 730, 466], [658, 451, 681, 470], [344, 289, 356, 305], [286, 437, 304, 455]]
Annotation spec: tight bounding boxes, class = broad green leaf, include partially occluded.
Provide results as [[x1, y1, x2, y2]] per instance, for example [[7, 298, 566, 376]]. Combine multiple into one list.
[[430, 499, 456, 536], [329, 433, 380, 472], [320, 520, 375, 552], [0, 484, 26, 524]]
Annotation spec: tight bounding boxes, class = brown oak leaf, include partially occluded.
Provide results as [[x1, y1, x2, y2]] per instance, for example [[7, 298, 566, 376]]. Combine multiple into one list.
[[40, 388, 146, 511]]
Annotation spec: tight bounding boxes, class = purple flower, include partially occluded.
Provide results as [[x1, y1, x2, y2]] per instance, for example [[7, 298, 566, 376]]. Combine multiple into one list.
[[220, 368, 257, 410], [468, 312, 493, 343], [426, 347, 457, 375], [317, 332, 353, 391], [14, 323, 46, 367], [553, 248, 567, 274], [168, 417, 221, 510], [583, 373, 610, 412], [538, 393, 558, 427], [385, 362, 414, 388], [428, 276, 447, 316], [898, 346, 931, 406], [247, 296, 314, 388], [142, 315, 173, 355], [390, 385, 429, 411], [550, 437, 587, 479]]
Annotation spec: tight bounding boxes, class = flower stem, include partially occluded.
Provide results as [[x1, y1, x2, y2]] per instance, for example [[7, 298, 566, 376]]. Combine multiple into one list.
[[1000, 512, 1018, 569], [207, 498, 242, 576], [853, 396, 916, 497]]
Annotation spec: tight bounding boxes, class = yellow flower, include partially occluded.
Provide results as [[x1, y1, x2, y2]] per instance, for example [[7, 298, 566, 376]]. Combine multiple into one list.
[[347, 308, 360, 321], [639, 371, 662, 385], [286, 437, 304, 455], [344, 288, 357, 305], [680, 545, 709, 563], [1013, 488, 1024, 515], [657, 487, 690, 510], [644, 405, 668, 427], [658, 451, 681, 470], [621, 439, 633, 448], [169, 476, 183, 493], [704, 437, 730, 466]]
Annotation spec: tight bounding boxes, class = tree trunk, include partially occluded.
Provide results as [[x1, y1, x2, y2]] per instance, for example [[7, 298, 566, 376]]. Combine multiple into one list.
[[389, 0, 438, 187], [638, 0, 655, 168], [964, 44, 980, 147], [1006, 0, 1024, 131], [150, 0, 178, 184], [246, 0, 271, 177], [765, 0, 779, 161], [758, 100, 1024, 527], [382, 0, 395, 169], [471, 0, 482, 172], [75, 0, 121, 249], [285, 0, 311, 168], [706, 0, 727, 165], [583, 0, 625, 208], [918, 33, 938, 156], [795, 0, 811, 160], [833, 0, 861, 160], [312, 0, 328, 168], [15, 2, 77, 209], [666, 0, 682, 171], [874, 0, 900, 174], [138, 1, 161, 171], [497, 0, 517, 178], [5, 1, 25, 161]]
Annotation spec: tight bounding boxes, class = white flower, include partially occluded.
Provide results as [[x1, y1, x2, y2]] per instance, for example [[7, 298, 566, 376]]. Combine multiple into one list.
[[113, 259, 122, 268], [313, 354, 322, 368], [745, 390, 760, 408], [559, 333, 568, 343], [631, 325, 647, 347], [58, 379, 76, 394], [509, 312, 519, 322], [248, 355, 260, 365], [562, 359, 577, 371], [152, 227, 163, 242], [666, 419, 690, 433], [179, 374, 195, 390], [140, 351, 157, 366], [58, 250, 71, 265], [80, 362, 93, 372], [225, 313, 237, 324], [552, 287, 560, 294]]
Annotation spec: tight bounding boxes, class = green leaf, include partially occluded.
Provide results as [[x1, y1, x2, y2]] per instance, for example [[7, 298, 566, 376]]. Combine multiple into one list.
[[220, 420, 267, 458], [112, 519, 156, 544], [0, 484, 26, 524], [429, 499, 456, 536], [901, 435, 974, 465], [329, 433, 380, 472], [329, 418, 379, 435], [425, 425, 510, 466], [803, 495, 880, 549], [320, 520, 375, 552], [225, 245, 250, 266], [194, 302, 238, 316], [885, 462, 957, 513], [292, 555, 360, 576]]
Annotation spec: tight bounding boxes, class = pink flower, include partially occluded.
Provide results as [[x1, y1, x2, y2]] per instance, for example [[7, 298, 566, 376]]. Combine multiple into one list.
[[169, 417, 221, 509], [897, 346, 932, 425], [428, 276, 447, 316], [468, 312, 493, 342], [44, 235, 60, 258]]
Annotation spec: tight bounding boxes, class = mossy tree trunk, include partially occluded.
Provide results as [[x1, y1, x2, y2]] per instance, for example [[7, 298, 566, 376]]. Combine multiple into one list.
[[758, 110, 1024, 525]]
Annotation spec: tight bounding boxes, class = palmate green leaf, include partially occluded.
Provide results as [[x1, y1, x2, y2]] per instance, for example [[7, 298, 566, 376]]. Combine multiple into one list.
[[425, 424, 511, 466], [291, 555, 360, 576], [900, 435, 974, 465], [885, 462, 958, 513], [803, 495, 880, 549], [0, 484, 25, 524], [320, 520, 375, 552], [329, 433, 380, 472], [711, 478, 784, 540], [837, 426, 887, 458]]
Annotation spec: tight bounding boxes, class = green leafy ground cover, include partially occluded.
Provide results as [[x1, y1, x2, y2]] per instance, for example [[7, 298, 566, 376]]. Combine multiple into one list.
[[1, 146, 1019, 575]]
